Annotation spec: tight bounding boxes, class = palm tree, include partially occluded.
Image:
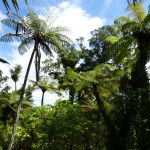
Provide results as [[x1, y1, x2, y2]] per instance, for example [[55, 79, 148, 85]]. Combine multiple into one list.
[[30, 76, 60, 106], [10, 64, 22, 91], [0, 9, 72, 150]]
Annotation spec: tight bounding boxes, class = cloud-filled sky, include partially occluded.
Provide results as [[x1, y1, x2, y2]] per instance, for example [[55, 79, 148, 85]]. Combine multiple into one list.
[[0, 0, 149, 105]]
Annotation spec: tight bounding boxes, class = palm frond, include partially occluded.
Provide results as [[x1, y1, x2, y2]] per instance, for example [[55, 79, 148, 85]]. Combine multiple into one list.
[[126, 4, 146, 23]]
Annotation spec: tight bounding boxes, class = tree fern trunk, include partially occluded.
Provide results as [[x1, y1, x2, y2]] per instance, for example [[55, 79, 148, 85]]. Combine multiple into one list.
[[69, 88, 74, 104], [41, 91, 45, 106], [7, 48, 36, 150], [15, 81, 16, 91], [93, 84, 122, 150], [131, 32, 150, 149]]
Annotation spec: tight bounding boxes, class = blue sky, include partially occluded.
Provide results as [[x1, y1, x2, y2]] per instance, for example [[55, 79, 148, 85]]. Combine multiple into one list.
[[0, 0, 149, 105]]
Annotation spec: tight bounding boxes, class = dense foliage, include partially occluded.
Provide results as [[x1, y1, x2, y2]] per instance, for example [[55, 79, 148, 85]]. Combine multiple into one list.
[[0, 1, 149, 150]]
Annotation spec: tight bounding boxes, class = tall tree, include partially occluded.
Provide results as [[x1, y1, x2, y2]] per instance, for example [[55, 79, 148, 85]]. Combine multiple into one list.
[[10, 64, 22, 91], [79, 25, 117, 72], [107, 3, 150, 149], [0, 9, 72, 150]]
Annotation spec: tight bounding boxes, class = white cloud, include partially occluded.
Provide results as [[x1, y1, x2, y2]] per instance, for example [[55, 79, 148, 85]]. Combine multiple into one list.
[[52, 1, 105, 46], [0, 11, 6, 20], [0, 11, 6, 29], [33, 91, 60, 106], [10, 41, 21, 47], [105, 0, 112, 4]]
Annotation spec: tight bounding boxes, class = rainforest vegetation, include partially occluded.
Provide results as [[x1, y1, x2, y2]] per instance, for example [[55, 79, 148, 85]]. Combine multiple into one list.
[[0, 0, 149, 149]]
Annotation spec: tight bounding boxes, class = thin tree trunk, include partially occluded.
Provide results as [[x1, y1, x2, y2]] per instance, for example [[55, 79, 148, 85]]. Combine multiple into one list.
[[7, 48, 36, 150], [69, 88, 74, 104], [15, 82, 16, 91], [41, 91, 45, 106], [35, 48, 41, 82]]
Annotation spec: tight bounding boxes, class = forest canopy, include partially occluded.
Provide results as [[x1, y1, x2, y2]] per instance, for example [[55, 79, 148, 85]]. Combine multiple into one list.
[[0, 0, 150, 150]]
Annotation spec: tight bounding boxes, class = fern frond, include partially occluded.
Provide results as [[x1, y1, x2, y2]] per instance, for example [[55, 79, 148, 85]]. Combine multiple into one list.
[[0, 58, 9, 64], [0, 33, 21, 42], [127, 0, 145, 5], [126, 4, 146, 23], [56, 34, 74, 45], [50, 26, 70, 33], [18, 38, 33, 55], [112, 37, 135, 63], [2, 13, 29, 34], [2, 0, 10, 11], [47, 26, 73, 51], [66, 67, 85, 82], [2, 19, 18, 31], [9, 12, 26, 24], [40, 42, 53, 56], [106, 36, 120, 44], [114, 16, 131, 28], [122, 21, 141, 35], [43, 8, 58, 27], [2, 0, 19, 11]]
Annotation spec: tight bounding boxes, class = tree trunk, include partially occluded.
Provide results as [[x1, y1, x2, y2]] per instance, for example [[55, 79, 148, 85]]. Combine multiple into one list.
[[131, 32, 150, 149], [15, 81, 16, 91], [93, 84, 122, 150], [7, 48, 36, 150], [41, 91, 45, 106], [69, 88, 75, 104], [35, 48, 41, 82]]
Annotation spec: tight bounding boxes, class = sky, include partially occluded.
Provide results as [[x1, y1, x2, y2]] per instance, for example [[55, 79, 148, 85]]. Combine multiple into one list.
[[0, 0, 149, 106]]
